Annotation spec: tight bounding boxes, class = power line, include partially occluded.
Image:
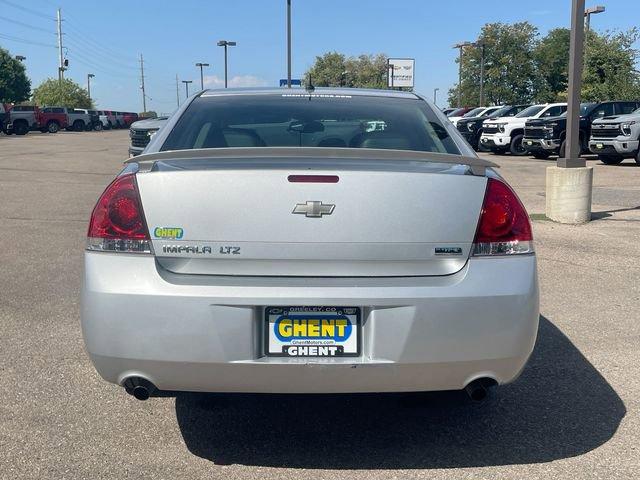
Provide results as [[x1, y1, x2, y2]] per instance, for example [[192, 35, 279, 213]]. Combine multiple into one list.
[[64, 36, 139, 71], [62, 14, 138, 63], [0, 32, 56, 48], [0, 0, 56, 21], [0, 14, 56, 34]]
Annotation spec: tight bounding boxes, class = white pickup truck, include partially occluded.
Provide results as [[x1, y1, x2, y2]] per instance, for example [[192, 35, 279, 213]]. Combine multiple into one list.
[[480, 103, 567, 156], [589, 107, 640, 165]]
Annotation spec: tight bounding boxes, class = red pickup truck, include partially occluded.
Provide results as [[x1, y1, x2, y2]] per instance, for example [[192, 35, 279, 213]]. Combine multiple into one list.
[[3, 105, 69, 134]]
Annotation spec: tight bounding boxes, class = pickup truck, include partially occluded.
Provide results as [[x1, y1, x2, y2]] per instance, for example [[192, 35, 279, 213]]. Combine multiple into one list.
[[523, 101, 640, 158], [456, 105, 530, 151], [76, 109, 103, 131], [3, 105, 69, 134], [589, 106, 640, 165], [481, 103, 567, 156], [48, 107, 93, 132], [128, 116, 168, 156], [0, 103, 8, 133]]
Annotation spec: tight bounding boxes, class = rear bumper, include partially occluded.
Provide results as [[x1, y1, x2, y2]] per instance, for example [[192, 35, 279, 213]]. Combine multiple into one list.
[[589, 139, 639, 156], [81, 253, 540, 394], [523, 138, 560, 152]]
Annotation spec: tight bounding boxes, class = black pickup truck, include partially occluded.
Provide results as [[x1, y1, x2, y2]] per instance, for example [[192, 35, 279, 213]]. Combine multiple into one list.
[[523, 101, 640, 158], [456, 104, 531, 150]]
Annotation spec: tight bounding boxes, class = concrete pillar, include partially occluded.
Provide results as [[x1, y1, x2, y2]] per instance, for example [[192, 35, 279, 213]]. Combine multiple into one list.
[[545, 166, 593, 224]]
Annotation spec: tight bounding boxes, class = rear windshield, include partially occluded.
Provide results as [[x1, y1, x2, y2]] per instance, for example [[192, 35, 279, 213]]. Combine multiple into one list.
[[160, 93, 461, 155], [463, 107, 484, 118]]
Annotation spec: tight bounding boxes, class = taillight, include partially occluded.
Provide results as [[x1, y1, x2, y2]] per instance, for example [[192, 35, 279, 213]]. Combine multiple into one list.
[[472, 178, 533, 256], [86, 172, 152, 253]]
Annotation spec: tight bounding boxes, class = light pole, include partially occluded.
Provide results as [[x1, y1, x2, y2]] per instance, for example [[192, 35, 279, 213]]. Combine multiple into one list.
[[433, 88, 439, 105], [182, 80, 193, 99], [217, 40, 236, 88], [87, 73, 95, 101], [15, 55, 26, 62], [453, 42, 472, 108], [287, 0, 292, 88], [195, 62, 210, 90], [584, 5, 605, 32], [477, 40, 486, 107], [545, 0, 593, 225]]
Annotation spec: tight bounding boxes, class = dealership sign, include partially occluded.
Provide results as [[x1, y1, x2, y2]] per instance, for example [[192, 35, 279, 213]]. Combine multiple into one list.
[[387, 58, 415, 88]]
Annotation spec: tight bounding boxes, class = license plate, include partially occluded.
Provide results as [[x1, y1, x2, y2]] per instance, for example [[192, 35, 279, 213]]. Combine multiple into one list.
[[265, 306, 360, 357]]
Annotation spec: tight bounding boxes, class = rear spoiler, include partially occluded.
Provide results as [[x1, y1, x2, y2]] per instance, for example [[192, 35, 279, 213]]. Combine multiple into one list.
[[127, 147, 498, 176]]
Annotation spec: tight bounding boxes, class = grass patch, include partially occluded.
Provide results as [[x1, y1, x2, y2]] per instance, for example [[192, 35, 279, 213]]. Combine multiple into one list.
[[529, 213, 551, 221]]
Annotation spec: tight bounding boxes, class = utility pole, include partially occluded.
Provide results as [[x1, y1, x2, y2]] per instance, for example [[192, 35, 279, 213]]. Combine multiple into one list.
[[87, 73, 95, 101], [56, 8, 64, 82], [453, 42, 472, 108], [139, 54, 146, 113], [176, 74, 180, 108], [287, 0, 292, 88], [433, 88, 439, 105]]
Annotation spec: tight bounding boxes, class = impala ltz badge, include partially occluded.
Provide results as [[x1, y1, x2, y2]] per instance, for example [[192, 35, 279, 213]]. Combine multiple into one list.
[[292, 201, 335, 218]]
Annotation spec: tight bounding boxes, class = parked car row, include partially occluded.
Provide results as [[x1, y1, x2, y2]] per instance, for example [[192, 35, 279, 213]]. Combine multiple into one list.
[[0, 104, 139, 135], [444, 100, 640, 165]]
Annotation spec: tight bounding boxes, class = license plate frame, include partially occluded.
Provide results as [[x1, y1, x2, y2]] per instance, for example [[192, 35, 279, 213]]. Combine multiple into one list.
[[264, 306, 361, 357]]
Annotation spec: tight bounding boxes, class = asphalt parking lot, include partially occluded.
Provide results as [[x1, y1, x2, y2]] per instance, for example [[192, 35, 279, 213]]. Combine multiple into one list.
[[1, 130, 639, 479]]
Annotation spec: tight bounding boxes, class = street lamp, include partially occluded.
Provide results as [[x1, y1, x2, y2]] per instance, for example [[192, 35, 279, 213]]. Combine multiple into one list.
[[453, 42, 472, 108], [217, 40, 236, 88], [87, 73, 95, 101], [195, 62, 210, 90], [584, 5, 605, 32], [15, 55, 26, 61], [433, 88, 439, 105], [182, 80, 193, 99], [476, 40, 486, 107]]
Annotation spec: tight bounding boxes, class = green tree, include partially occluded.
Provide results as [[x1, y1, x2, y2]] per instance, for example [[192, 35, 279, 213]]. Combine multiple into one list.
[[448, 22, 541, 107], [305, 52, 388, 89], [32, 78, 93, 108], [582, 28, 640, 101], [534, 28, 571, 102], [0, 46, 31, 103]]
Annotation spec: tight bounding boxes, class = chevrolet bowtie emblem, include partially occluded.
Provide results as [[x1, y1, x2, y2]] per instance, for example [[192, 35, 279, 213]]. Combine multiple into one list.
[[292, 201, 335, 218]]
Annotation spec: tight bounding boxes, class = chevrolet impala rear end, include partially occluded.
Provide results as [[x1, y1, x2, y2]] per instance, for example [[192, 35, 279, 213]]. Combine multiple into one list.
[[81, 88, 539, 401]]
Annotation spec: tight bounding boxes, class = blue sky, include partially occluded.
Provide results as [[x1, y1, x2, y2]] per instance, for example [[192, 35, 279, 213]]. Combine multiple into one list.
[[1, 0, 637, 112]]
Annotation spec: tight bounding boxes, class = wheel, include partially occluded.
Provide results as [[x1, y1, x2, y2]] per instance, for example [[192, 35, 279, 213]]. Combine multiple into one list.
[[532, 151, 551, 159], [13, 121, 29, 135], [73, 120, 85, 132], [598, 155, 623, 165], [93, 122, 103, 131], [47, 121, 60, 133], [635, 148, 640, 166], [509, 134, 527, 156]]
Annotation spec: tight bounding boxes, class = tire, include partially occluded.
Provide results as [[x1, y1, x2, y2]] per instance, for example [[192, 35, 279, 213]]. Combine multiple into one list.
[[73, 120, 85, 132], [598, 155, 623, 165], [13, 121, 29, 135], [635, 148, 640, 166], [509, 134, 527, 156], [107, 121, 113, 130], [532, 151, 551, 159], [93, 122, 103, 131], [559, 137, 588, 158], [559, 140, 566, 158], [47, 121, 60, 134]]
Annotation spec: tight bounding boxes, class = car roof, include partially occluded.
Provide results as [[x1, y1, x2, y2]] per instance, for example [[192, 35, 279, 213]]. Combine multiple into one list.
[[199, 87, 420, 100]]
